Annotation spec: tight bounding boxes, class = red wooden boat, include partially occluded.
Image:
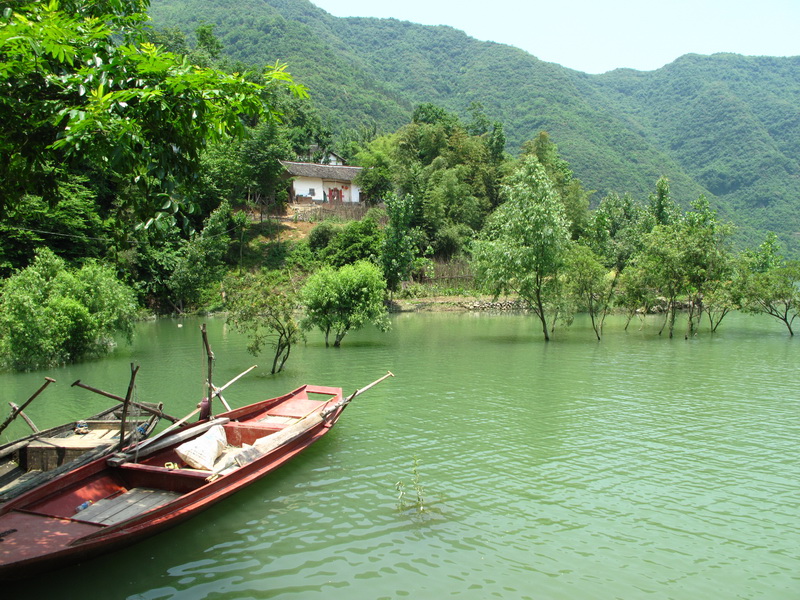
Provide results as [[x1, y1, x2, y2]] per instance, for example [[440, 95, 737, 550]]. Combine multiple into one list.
[[0, 374, 391, 580]]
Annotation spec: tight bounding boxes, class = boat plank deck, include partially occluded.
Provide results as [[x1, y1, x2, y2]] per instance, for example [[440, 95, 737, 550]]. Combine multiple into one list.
[[75, 488, 180, 526]]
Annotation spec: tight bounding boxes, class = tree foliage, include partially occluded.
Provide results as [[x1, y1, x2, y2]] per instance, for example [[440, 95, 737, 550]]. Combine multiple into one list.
[[166, 201, 234, 312], [0, 247, 138, 369], [301, 261, 389, 347], [739, 234, 799, 335], [226, 270, 302, 374], [0, 0, 305, 223], [381, 194, 418, 293], [320, 217, 382, 268], [472, 156, 571, 341], [564, 244, 612, 340]]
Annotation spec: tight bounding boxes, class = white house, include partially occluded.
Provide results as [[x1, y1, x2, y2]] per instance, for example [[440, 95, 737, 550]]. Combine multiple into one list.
[[280, 160, 363, 204]]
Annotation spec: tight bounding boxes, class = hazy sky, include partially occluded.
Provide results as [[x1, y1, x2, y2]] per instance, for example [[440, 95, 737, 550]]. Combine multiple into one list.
[[310, 0, 800, 74]]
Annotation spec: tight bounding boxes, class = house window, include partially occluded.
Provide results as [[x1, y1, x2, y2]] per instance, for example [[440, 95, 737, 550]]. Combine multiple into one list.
[[308, 188, 315, 196]]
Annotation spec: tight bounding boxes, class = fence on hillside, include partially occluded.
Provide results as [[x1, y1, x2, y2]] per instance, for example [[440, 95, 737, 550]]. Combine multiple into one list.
[[421, 259, 476, 289], [290, 203, 374, 223]]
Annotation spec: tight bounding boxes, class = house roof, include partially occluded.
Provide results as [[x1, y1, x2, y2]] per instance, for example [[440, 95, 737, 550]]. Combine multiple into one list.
[[279, 161, 362, 182]]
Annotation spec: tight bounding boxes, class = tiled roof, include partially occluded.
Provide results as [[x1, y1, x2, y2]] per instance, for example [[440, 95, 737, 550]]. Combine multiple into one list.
[[279, 161, 362, 182]]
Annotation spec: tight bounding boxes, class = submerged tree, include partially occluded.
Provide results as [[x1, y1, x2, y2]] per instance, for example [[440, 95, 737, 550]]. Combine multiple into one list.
[[301, 261, 389, 347], [740, 234, 799, 335], [226, 271, 302, 374], [0, 248, 138, 369], [565, 244, 612, 340], [679, 196, 735, 336], [472, 155, 572, 341]]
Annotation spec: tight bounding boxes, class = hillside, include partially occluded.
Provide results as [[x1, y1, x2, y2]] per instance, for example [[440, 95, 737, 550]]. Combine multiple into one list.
[[148, 0, 800, 255]]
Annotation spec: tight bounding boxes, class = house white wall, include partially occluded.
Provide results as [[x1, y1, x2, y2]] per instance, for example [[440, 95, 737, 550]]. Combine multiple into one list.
[[292, 176, 361, 203]]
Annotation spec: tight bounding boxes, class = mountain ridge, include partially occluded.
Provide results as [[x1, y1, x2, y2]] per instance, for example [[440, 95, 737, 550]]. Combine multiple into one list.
[[148, 0, 800, 254]]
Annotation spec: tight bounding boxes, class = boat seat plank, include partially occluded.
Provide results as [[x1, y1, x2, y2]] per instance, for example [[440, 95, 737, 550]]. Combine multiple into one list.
[[256, 415, 298, 425], [75, 488, 180, 525], [264, 398, 323, 419]]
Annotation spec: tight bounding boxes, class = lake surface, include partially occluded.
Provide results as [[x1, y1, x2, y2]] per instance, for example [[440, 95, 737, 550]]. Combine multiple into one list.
[[2, 312, 798, 599]]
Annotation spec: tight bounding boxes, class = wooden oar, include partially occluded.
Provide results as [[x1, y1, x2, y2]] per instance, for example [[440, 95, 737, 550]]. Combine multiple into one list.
[[7, 403, 39, 433], [210, 365, 258, 412], [335, 371, 395, 412], [216, 365, 257, 396], [217, 371, 395, 478], [117, 364, 139, 452], [0, 377, 55, 437], [70, 380, 181, 423]]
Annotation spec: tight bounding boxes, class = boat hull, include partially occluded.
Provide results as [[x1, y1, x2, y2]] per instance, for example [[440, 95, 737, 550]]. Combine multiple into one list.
[[0, 385, 345, 580]]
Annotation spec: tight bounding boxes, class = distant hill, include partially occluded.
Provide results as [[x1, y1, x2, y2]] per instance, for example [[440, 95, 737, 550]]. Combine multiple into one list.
[[148, 0, 800, 255]]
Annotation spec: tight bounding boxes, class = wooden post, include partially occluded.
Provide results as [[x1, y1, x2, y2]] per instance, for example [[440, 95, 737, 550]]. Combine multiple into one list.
[[118, 364, 139, 452], [0, 377, 55, 436], [202, 324, 214, 415]]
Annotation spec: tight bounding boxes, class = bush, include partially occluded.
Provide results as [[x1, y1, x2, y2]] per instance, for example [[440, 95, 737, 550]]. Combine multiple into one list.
[[308, 221, 339, 255], [301, 260, 389, 347], [321, 217, 383, 267], [0, 248, 138, 370]]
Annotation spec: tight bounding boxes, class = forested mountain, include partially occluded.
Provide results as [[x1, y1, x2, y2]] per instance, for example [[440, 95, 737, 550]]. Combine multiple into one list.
[[148, 0, 800, 254]]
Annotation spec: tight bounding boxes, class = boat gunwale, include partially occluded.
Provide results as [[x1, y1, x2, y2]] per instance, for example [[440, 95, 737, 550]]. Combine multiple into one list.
[[0, 385, 346, 579]]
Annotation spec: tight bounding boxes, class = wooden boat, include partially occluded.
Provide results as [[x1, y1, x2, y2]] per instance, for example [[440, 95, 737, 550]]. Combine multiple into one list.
[[0, 374, 391, 580], [0, 401, 163, 504]]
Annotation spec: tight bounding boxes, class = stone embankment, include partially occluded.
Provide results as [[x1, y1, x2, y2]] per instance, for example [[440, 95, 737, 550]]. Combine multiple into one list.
[[389, 297, 526, 313]]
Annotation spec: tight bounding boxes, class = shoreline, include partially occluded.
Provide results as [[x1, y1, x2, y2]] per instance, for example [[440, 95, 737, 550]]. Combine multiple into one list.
[[389, 296, 526, 313]]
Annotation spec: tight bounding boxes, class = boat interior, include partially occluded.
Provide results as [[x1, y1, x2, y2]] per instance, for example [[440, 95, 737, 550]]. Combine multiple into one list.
[[10, 388, 340, 528], [0, 417, 154, 495]]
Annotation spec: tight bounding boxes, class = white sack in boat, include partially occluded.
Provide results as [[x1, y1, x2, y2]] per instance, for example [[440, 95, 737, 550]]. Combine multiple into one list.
[[176, 424, 227, 470]]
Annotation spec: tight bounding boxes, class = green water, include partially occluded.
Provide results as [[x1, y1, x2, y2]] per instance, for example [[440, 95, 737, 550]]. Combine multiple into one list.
[[2, 313, 798, 599]]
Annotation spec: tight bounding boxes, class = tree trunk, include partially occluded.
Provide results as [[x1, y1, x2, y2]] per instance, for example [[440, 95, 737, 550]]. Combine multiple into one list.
[[589, 311, 601, 341], [535, 288, 550, 342]]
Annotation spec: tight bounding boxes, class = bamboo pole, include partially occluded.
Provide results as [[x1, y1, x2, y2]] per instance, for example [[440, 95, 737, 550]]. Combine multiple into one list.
[[118, 364, 139, 452], [0, 377, 55, 437], [70, 380, 180, 423], [201, 324, 215, 412], [7, 403, 39, 434]]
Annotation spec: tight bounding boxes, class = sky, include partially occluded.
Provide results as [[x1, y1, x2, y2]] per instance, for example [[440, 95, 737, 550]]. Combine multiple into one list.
[[310, 0, 800, 74]]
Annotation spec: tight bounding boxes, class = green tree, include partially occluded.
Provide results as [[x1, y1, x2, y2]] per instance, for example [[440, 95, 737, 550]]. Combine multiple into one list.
[[680, 196, 735, 336], [167, 202, 234, 312], [321, 217, 382, 268], [648, 176, 679, 227], [583, 192, 651, 320], [585, 192, 649, 273], [146, 26, 189, 55], [193, 23, 223, 62], [354, 139, 395, 203], [381, 194, 417, 293], [301, 261, 389, 347], [631, 224, 689, 338], [565, 244, 612, 340], [740, 234, 799, 335], [617, 261, 656, 330], [0, 248, 137, 369], [0, 0, 305, 222], [226, 270, 302, 374], [523, 132, 591, 239], [472, 156, 571, 341], [0, 178, 108, 276]]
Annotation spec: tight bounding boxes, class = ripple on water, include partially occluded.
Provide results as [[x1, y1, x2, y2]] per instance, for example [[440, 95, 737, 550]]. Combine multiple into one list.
[[3, 314, 798, 599]]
